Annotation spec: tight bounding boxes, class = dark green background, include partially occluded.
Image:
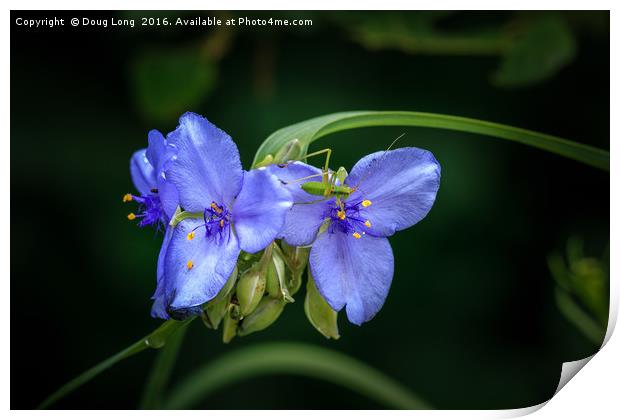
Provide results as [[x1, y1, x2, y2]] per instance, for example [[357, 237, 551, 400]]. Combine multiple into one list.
[[11, 10, 609, 409]]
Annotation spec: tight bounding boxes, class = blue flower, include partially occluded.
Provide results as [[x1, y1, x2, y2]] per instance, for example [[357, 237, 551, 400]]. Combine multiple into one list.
[[126, 130, 179, 229], [267, 147, 440, 325], [153, 112, 293, 320], [126, 129, 180, 319]]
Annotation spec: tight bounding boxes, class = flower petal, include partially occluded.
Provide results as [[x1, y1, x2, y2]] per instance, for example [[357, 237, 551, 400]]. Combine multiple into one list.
[[146, 130, 170, 174], [163, 218, 240, 314], [130, 149, 155, 196], [264, 162, 330, 246], [151, 226, 174, 319], [346, 147, 440, 237], [264, 161, 323, 201], [309, 231, 394, 325], [233, 169, 293, 253], [157, 180, 179, 222], [167, 112, 243, 211]]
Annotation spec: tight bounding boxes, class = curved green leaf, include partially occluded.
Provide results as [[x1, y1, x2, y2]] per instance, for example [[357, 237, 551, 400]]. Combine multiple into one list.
[[252, 111, 608, 171], [165, 342, 430, 409]]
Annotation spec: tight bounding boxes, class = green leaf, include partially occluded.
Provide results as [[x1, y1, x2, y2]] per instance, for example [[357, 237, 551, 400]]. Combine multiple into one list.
[[305, 271, 340, 339], [252, 111, 608, 171], [131, 46, 216, 123], [164, 342, 430, 409], [493, 16, 576, 87]]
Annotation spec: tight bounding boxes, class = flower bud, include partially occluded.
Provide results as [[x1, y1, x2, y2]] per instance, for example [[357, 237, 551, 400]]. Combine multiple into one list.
[[203, 266, 238, 329], [203, 297, 228, 330], [304, 271, 339, 339], [222, 306, 239, 344], [280, 242, 309, 295], [236, 247, 272, 316], [274, 138, 303, 163], [238, 297, 286, 336], [236, 268, 266, 316], [335, 166, 348, 184], [266, 248, 294, 302]]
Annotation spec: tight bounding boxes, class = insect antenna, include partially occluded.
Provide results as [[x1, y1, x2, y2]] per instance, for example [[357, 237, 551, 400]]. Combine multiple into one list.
[[350, 132, 406, 194]]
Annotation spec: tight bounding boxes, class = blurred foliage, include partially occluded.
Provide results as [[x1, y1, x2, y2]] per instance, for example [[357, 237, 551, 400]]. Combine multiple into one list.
[[131, 45, 217, 123], [493, 16, 576, 87], [329, 12, 577, 88], [128, 11, 583, 123], [130, 20, 234, 123], [548, 237, 609, 345]]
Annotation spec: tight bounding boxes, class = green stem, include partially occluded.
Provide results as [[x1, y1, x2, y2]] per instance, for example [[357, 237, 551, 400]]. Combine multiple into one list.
[[140, 323, 189, 409], [164, 342, 430, 409], [170, 210, 203, 227], [252, 111, 609, 171], [38, 318, 194, 409]]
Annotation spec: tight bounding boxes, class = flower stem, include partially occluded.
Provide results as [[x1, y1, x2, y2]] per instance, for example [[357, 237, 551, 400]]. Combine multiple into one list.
[[164, 342, 431, 409], [38, 318, 193, 409], [140, 322, 189, 409]]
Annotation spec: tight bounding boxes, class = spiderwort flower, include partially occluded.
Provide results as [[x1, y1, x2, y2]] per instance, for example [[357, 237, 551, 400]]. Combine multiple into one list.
[[126, 130, 180, 318], [126, 130, 178, 229], [267, 147, 440, 325], [155, 112, 293, 320]]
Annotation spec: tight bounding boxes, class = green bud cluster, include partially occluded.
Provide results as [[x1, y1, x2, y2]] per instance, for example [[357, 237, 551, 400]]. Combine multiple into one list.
[[200, 239, 339, 342]]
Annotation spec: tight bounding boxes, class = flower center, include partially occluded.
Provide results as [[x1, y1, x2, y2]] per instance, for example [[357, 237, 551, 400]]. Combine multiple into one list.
[[186, 201, 232, 244], [326, 199, 372, 239], [124, 191, 165, 229]]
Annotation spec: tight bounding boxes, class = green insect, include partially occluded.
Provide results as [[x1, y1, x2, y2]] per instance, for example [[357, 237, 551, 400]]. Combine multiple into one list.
[[281, 133, 405, 202], [275, 147, 355, 202]]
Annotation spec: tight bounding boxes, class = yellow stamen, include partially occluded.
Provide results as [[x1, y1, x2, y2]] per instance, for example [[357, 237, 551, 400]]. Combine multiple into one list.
[[187, 260, 194, 270], [364, 220, 372, 228], [337, 210, 346, 220], [187, 231, 195, 241], [127, 213, 136, 220], [219, 219, 225, 228], [352, 232, 361, 239], [362, 199, 372, 207], [123, 193, 133, 203], [210, 202, 223, 214]]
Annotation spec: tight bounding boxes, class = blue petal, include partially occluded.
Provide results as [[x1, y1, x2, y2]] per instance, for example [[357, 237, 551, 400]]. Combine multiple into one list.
[[346, 148, 440, 237], [158, 180, 179, 222], [146, 130, 169, 174], [167, 112, 243, 212], [151, 226, 174, 319], [163, 218, 240, 312], [264, 161, 323, 201], [233, 169, 293, 253], [264, 162, 330, 246], [309, 231, 394, 325], [130, 149, 155, 196]]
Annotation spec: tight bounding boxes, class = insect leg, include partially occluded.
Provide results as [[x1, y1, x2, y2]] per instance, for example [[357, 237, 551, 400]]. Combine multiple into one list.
[[280, 148, 332, 184], [281, 171, 331, 185]]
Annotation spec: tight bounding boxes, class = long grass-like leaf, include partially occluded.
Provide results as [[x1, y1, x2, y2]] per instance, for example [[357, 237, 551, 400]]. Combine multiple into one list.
[[253, 111, 608, 171], [165, 342, 430, 409]]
